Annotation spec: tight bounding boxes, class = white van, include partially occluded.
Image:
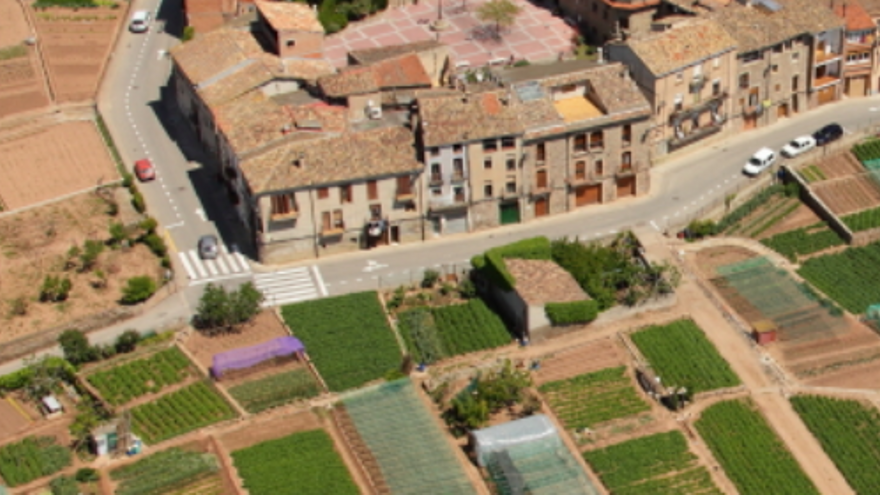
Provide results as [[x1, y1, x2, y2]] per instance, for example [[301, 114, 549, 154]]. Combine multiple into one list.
[[743, 147, 776, 176], [129, 10, 151, 33]]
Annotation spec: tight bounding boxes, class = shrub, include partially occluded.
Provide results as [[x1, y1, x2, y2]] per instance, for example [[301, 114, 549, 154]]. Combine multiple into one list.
[[114, 330, 140, 353], [122, 173, 133, 189], [686, 219, 717, 238], [75, 467, 100, 483], [79, 239, 104, 272], [121, 276, 156, 304], [182, 26, 195, 41], [59, 329, 97, 366], [512, 59, 530, 67], [40, 275, 72, 302], [8, 296, 28, 317], [139, 216, 158, 233], [457, 278, 476, 299], [544, 300, 599, 325], [49, 475, 78, 495], [131, 192, 146, 213], [142, 233, 167, 257], [109, 222, 126, 244], [421, 269, 440, 288]]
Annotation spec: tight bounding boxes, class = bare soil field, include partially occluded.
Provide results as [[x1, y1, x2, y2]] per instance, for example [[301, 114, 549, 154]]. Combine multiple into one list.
[[693, 245, 759, 277], [533, 337, 628, 386], [32, 6, 123, 102], [218, 410, 323, 452], [812, 174, 880, 215], [0, 397, 34, 444], [0, 193, 161, 344], [0, 120, 118, 210], [809, 151, 864, 180], [183, 310, 292, 372], [0, 0, 31, 47], [0, 51, 50, 119]]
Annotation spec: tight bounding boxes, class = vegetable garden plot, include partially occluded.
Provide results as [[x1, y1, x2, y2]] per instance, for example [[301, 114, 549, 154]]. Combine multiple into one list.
[[791, 395, 880, 494], [798, 242, 880, 314], [398, 300, 512, 364], [717, 257, 846, 341], [280, 292, 401, 392], [227, 369, 320, 413], [111, 447, 220, 495], [761, 226, 844, 262], [129, 381, 237, 444], [343, 379, 477, 495], [0, 436, 70, 487], [487, 436, 600, 495], [231, 429, 357, 495], [694, 400, 819, 495], [583, 430, 722, 495], [538, 366, 650, 429], [842, 204, 880, 232], [630, 319, 740, 394], [87, 347, 193, 405]]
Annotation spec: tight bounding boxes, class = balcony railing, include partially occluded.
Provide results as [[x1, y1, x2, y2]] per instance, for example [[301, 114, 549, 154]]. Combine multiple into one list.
[[322, 222, 345, 236], [396, 187, 415, 201], [813, 74, 841, 88], [429, 174, 443, 186], [668, 122, 724, 152], [815, 50, 842, 64], [429, 194, 468, 210], [450, 172, 466, 183], [669, 91, 728, 122], [271, 209, 299, 221]]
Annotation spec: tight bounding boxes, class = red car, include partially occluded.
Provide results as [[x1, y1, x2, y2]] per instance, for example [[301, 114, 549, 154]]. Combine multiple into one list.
[[134, 159, 155, 182]]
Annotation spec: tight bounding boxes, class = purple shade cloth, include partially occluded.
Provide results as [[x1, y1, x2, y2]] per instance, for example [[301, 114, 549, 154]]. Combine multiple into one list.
[[211, 336, 305, 378]]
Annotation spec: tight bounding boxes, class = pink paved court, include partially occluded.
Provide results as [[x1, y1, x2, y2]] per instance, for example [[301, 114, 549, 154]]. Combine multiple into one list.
[[324, 0, 578, 68]]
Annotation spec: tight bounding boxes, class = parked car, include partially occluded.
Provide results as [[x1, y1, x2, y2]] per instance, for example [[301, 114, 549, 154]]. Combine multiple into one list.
[[134, 159, 155, 182], [198, 235, 219, 260], [813, 123, 844, 146], [743, 147, 777, 176], [129, 10, 151, 33], [781, 136, 816, 158]]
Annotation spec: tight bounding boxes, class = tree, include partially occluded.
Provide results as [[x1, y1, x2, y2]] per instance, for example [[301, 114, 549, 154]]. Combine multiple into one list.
[[58, 329, 97, 366], [20, 356, 73, 401], [476, 0, 521, 37], [69, 396, 102, 452], [79, 240, 104, 272], [195, 283, 264, 333], [40, 275, 72, 302], [121, 276, 156, 304]]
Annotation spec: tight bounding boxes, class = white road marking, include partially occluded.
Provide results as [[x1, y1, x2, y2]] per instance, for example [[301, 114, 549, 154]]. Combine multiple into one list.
[[195, 208, 206, 221], [205, 259, 218, 277], [178, 252, 196, 279], [215, 256, 230, 275], [311, 265, 328, 296], [187, 251, 208, 278], [165, 221, 184, 229], [650, 220, 660, 231]]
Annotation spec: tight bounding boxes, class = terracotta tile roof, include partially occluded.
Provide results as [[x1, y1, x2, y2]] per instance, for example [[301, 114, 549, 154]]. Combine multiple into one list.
[[214, 90, 349, 157], [859, 0, 880, 16], [708, 0, 844, 53], [833, 0, 875, 31], [254, 0, 323, 32], [199, 60, 274, 105], [240, 126, 420, 193], [585, 64, 652, 115], [625, 18, 736, 76], [186, 13, 227, 33], [417, 90, 523, 147], [348, 40, 445, 65], [171, 28, 249, 85], [318, 54, 431, 97], [504, 259, 590, 306]]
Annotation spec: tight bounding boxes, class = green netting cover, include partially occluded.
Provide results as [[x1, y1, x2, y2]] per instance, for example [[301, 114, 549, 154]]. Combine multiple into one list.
[[343, 379, 476, 495], [861, 158, 880, 171], [867, 304, 880, 321]]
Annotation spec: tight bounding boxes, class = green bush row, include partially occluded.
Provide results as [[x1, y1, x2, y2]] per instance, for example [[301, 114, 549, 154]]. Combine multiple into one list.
[[471, 237, 551, 291], [544, 300, 599, 325], [717, 184, 785, 233], [0, 357, 75, 391]]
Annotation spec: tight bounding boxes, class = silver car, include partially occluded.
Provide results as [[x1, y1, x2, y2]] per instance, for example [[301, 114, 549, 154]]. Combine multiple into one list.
[[198, 235, 219, 260]]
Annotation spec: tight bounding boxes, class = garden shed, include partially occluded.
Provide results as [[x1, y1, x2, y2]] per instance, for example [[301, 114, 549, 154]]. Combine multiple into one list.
[[470, 415, 599, 495], [211, 336, 305, 379], [491, 259, 591, 339], [41, 395, 63, 419]]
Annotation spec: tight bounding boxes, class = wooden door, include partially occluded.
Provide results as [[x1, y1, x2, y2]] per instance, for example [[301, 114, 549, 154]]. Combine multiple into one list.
[[535, 197, 548, 217], [616, 176, 636, 198], [575, 184, 601, 207], [777, 103, 788, 118], [818, 86, 837, 105], [743, 115, 757, 130]]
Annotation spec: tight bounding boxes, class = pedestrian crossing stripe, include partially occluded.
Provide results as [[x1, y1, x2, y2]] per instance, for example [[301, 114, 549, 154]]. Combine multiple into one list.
[[177, 244, 251, 283], [253, 267, 320, 307]]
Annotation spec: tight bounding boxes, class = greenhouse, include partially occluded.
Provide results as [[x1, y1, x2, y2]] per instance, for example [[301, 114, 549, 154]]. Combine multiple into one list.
[[343, 379, 476, 495], [471, 415, 599, 495], [211, 337, 305, 378]]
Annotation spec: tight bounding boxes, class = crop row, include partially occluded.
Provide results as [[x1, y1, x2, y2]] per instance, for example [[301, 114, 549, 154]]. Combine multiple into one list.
[[852, 139, 880, 163], [538, 366, 650, 429], [583, 430, 722, 495], [841, 206, 880, 232], [227, 369, 320, 413], [231, 429, 358, 495], [0, 436, 70, 487], [798, 242, 880, 313], [130, 381, 236, 444], [631, 319, 740, 394], [280, 292, 402, 392], [695, 400, 819, 495], [799, 165, 827, 183], [87, 347, 191, 405], [761, 226, 844, 262], [111, 447, 219, 495], [791, 395, 880, 494]]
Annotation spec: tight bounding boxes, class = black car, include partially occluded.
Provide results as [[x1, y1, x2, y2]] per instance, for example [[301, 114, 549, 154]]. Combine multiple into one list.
[[813, 123, 844, 146]]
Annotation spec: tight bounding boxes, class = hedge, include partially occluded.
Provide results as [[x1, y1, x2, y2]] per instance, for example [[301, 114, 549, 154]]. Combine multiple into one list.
[[0, 357, 75, 391], [471, 237, 552, 291], [545, 300, 599, 325]]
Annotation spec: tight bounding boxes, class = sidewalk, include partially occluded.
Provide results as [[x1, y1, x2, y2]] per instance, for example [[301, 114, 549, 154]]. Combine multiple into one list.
[[0, 292, 191, 376]]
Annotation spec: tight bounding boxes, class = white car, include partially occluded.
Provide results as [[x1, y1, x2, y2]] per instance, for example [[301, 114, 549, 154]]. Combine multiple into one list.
[[744, 147, 777, 176], [129, 10, 151, 33], [781, 136, 816, 158]]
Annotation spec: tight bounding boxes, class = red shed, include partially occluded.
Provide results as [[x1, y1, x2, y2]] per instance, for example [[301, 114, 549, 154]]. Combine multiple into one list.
[[752, 319, 778, 345]]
